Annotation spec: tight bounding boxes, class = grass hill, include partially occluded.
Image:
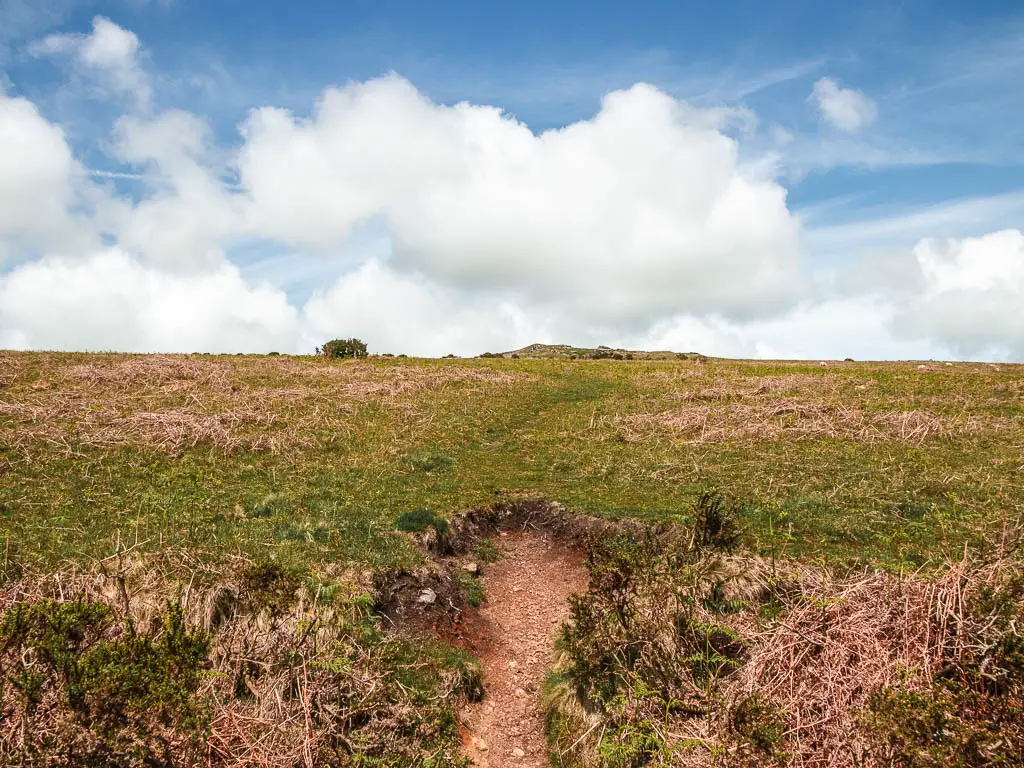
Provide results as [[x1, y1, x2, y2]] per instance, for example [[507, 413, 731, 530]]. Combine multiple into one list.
[[0, 350, 1021, 766]]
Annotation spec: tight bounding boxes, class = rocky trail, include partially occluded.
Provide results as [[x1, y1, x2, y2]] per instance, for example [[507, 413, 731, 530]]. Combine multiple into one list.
[[461, 530, 589, 767]]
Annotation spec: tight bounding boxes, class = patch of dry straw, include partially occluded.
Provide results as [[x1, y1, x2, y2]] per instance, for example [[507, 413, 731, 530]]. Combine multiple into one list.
[[620, 400, 999, 445], [0, 355, 527, 454]]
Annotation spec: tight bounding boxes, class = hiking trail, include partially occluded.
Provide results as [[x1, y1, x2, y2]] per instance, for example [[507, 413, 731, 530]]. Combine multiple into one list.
[[461, 530, 589, 767]]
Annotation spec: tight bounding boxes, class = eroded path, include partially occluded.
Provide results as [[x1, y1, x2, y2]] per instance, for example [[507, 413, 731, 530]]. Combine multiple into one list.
[[462, 531, 589, 767]]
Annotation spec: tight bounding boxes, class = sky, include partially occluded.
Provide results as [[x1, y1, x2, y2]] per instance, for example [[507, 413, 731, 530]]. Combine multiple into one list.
[[1, 0, 1022, 360]]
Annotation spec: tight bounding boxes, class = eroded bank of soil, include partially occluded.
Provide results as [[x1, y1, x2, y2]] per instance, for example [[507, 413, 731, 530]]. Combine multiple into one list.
[[461, 531, 589, 767]]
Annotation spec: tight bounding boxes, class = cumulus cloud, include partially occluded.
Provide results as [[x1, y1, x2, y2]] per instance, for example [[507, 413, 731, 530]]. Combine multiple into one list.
[[30, 16, 151, 108], [0, 249, 299, 353], [0, 92, 94, 259], [811, 77, 877, 133], [302, 260, 543, 357], [239, 76, 806, 327], [895, 230, 1024, 359], [109, 110, 244, 269]]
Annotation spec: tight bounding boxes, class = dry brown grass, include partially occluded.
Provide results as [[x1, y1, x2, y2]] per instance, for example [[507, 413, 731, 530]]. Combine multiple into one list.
[[0, 550, 470, 767], [618, 401, 1001, 445], [730, 567, 936, 765], [720, 552, 1021, 768], [551, 542, 1022, 768], [0, 354, 527, 454]]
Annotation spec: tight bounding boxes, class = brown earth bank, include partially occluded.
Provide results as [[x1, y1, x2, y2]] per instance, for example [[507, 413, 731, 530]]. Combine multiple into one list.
[[459, 531, 589, 767]]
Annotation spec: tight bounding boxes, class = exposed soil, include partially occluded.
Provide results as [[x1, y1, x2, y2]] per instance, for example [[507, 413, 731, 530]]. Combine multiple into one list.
[[460, 530, 589, 767]]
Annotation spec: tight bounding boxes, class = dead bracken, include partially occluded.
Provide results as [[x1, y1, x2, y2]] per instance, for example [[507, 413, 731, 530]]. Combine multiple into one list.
[[619, 401, 1004, 445], [0, 353, 529, 454]]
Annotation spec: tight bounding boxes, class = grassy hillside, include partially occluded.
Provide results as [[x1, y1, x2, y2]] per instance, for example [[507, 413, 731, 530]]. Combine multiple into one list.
[[1, 351, 1021, 575], [1, 351, 1022, 766]]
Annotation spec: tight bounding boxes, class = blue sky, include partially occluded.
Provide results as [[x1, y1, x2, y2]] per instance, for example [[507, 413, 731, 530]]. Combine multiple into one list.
[[1, 0, 1023, 359], [8, 0, 1024, 207]]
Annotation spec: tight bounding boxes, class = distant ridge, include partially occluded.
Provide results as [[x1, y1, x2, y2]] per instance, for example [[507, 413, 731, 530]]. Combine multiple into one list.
[[478, 343, 705, 361]]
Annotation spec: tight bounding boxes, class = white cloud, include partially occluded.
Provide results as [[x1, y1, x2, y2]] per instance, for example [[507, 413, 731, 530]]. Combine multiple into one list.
[[239, 75, 806, 327], [628, 297, 952, 362], [302, 260, 543, 357], [895, 230, 1024, 359], [30, 16, 151, 108], [0, 249, 299, 353], [811, 77, 877, 133], [0, 92, 94, 259], [109, 110, 244, 269]]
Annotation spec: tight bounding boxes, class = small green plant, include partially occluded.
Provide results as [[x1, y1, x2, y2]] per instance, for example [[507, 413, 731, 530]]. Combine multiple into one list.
[[458, 572, 485, 607], [408, 451, 454, 473], [731, 694, 787, 759], [472, 540, 501, 563], [692, 491, 743, 551], [241, 561, 306, 614], [597, 723, 663, 767]]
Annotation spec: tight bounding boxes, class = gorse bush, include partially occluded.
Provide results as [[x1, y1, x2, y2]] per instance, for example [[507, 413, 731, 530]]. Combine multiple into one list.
[[0, 574, 483, 767], [317, 338, 368, 358], [548, 531, 756, 765], [0, 599, 211, 766]]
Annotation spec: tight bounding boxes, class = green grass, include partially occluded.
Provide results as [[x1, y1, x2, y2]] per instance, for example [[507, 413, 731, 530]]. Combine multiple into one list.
[[1, 352, 1021, 576]]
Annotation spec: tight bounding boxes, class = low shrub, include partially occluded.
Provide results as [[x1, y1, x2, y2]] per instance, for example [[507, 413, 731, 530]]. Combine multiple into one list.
[[692, 491, 743, 552], [457, 572, 485, 607], [473, 540, 501, 564], [0, 599, 211, 766], [548, 532, 754, 765], [317, 338, 368, 359]]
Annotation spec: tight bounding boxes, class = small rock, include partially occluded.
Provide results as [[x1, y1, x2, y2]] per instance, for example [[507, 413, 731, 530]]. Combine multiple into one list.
[[417, 588, 437, 605], [508, 660, 518, 669], [512, 747, 526, 758], [474, 738, 488, 752], [514, 687, 527, 698], [463, 562, 479, 575]]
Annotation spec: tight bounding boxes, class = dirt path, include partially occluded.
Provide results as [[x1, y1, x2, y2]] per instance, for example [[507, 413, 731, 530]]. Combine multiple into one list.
[[461, 530, 589, 767]]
